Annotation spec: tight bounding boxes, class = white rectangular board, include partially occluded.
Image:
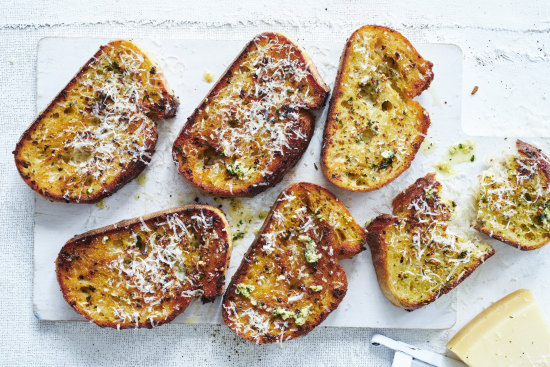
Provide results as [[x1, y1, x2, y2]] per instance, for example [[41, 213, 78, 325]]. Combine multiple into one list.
[[33, 36, 488, 329]]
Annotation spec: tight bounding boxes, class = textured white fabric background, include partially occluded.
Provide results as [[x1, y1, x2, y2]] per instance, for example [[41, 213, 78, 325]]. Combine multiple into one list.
[[1, 1, 550, 366]]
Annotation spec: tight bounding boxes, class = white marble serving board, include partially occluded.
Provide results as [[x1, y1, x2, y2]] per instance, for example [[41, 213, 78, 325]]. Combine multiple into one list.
[[33, 36, 534, 330]]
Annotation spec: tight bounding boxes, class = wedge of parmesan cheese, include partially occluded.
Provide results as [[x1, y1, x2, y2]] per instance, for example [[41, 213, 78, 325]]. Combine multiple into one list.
[[447, 289, 550, 367]]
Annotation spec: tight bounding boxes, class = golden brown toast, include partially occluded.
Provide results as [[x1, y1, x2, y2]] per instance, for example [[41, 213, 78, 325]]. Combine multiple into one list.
[[56, 205, 231, 329], [222, 182, 366, 343], [14, 40, 179, 203], [366, 173, 494, 311], [322, 25, 433, 192], [474, 140, 550, 250], [172, 32, 329, 197]]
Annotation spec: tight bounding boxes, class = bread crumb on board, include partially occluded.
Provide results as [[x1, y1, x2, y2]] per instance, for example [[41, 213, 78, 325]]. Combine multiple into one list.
[[203, 71, 214, 83], [135, 172, 147, 187]]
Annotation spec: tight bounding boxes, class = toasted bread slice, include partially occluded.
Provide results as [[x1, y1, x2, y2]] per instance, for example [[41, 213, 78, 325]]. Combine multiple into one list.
[[222, 182, 366, 344], [56, 205, 231, 329], [14, 40, 179, 203], [322, 25, 433, 192], [366, 173, 494, 311], [172, 32, 329, 197], [474, 140, 550, 250]]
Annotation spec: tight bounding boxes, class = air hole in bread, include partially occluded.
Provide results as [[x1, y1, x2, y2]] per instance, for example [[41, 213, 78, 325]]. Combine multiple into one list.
[[358, 85, 377, 104], [345, 172, 360, 182], [360, 129, 376, 144], [385, 56, 398, 70], [197, 146, 220, 167], [80, 286, 95, 294], [89, 117, 101, 126], [136, 235, 147, 253], [83, 176, 94, 186], [375, 61, 399, 81], [228, 117, 240, 128], [334, 228, 346, 244], [341, 100, 352, 110], [62, 147, 93, 165], [110, 240, 124, 252]]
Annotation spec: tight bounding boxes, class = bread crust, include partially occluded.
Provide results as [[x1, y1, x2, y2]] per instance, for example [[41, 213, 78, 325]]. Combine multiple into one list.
[[222, 182, 366, 343], [473, 226, 548, 251], [366, 174, 494, 311], [172, 32, 329, 197], [391, 172, 438, 215], [365, 214, 400, 306], [56, 204, 232, 328], [473, 140, 550, 250], [321, 25, 432, 192], [517, 139, 550, 182], [13, 40, 179, 203]]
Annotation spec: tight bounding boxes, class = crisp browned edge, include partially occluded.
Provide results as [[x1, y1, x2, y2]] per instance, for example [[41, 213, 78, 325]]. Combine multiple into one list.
[[55, 204, 232, 329], [222, 182, 366, 344], [517, 139, 550, 182], [391, 172, 438, 214], [473, 140, 550, 251], [13, 40, 179, 204], [365, 214, 404, 308], [472, 226, 544, 251], [321, 25, 433, 193], [366, 174, 495, 311], [298, 181, 367, 258], [171, 32, 330, 198]]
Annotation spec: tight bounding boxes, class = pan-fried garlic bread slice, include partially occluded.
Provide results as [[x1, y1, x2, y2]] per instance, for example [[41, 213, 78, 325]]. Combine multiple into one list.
[[56, 205, 231, 329], [172, 32, 329, 197], [366, 173, 494, 311], [474, 140, 550, 250], [222, 182, 366, 343], [14, 40, 179, 203], [322, 25, 433, 192]]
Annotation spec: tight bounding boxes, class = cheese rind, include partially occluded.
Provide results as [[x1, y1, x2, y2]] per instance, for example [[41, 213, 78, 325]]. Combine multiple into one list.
[[447, 289, 550, 367]]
